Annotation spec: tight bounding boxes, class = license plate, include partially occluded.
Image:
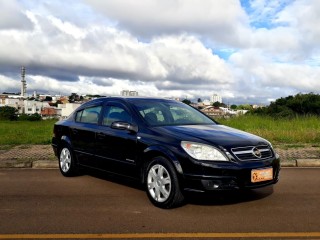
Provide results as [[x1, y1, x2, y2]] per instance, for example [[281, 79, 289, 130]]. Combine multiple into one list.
[[251, 168, 273, 183]]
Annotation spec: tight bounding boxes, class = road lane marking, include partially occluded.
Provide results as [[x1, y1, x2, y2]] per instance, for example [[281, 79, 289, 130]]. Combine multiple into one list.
[[1, 232, 320, 239]]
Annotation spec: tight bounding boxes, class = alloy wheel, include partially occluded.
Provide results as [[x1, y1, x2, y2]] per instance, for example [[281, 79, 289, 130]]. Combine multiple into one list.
[[60, 148, 71, 173], [147, 164, 172, 202]]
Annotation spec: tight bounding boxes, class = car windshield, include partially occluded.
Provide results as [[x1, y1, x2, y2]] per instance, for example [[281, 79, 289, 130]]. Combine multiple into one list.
[[132, 100, 215, 126]]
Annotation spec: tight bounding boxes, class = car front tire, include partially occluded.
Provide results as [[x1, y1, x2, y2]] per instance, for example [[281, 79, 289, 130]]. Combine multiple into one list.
[[145, 156, 184, 208], [59, 144, 78, 177]]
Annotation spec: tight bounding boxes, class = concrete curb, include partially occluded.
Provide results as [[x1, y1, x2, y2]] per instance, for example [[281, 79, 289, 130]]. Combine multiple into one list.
[[281, 159, 320, 167], [32, 160, 59, 169], [296, 159, 320, 167], [0, 161, 32, 168], [280, 160, 297, 167], [2, 158, 320, 169]]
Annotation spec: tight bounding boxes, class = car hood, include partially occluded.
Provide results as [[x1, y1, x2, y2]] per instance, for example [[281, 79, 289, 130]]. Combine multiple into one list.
[[156, 124, 268, 148]]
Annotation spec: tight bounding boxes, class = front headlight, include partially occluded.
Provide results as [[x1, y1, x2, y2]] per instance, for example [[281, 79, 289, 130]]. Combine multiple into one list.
[[181, 141, 228, 161]]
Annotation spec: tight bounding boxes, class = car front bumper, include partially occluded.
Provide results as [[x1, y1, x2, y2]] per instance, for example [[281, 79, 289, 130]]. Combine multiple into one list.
[[181, 158, 280, 192]]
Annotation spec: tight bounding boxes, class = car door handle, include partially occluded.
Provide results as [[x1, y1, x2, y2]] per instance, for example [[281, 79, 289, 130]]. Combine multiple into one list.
[[71, 128, 78, 134], [96, 132, 106, 139]]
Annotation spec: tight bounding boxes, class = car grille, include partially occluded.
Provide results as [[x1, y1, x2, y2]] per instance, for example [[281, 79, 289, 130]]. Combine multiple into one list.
[[231, 145, 273, 161]]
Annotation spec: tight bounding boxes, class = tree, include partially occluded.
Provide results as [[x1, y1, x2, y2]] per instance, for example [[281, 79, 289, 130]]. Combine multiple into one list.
[[220, 102, 228, 108], [237, 104, 253, 110], [50, 100, 63, 107], [0, 106, 18, 121], [212, 101, 221, 107], [197, 98, 202, 103], [44, 96, 53, 101], [211, 101, 227, 108], [182, 99, 191, 105], [230, 104, 237, 110], [249, 92, 320, 117], [69, 93, 80, 103]]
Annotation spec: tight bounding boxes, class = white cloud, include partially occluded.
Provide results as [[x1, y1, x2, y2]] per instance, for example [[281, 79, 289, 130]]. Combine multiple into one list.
[[0, 75, 19, 91], [0, 0, 319, 104], [0, 9, 232, 93], [151, 35, 233, 83], [0, 1, 33, 30], [275, 0, 320, 56], [84, 0, 251, 46], [246, 0, 320, 62], [229, 49, 320, 95]]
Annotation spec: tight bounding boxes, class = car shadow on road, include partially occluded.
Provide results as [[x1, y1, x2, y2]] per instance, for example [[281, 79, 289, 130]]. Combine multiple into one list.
[[83, 168, 145, 190], [80, 168, 274, 207], [185, 186, 274, 206]]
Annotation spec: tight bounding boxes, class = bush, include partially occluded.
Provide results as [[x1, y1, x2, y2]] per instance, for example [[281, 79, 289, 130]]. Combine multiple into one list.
[[0, 106, 18, 121], [18, 113, 42, 121]]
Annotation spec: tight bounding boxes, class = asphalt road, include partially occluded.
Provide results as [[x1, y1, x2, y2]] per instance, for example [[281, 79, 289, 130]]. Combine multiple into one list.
[[0, 168, 319, 239]]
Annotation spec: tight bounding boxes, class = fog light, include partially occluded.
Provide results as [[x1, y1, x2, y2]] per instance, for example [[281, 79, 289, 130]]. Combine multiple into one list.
[[201, 180, 221, 190]]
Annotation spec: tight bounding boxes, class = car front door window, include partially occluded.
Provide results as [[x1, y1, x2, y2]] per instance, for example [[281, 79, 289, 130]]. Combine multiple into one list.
[[103, 106, 131, 126]]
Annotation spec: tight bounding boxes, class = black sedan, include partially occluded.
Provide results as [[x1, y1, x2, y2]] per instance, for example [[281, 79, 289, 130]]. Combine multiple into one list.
[[52, 97, 280, 208]]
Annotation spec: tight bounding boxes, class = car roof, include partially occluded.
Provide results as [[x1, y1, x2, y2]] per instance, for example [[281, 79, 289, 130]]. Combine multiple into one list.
[[80, 96, 177, 108], [102, 96, 172, 100]]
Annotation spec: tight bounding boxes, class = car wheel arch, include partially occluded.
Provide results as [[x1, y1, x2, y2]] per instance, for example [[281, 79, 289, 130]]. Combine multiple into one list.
[[140, 146, 183, 184], [59, 135, 73, 149]]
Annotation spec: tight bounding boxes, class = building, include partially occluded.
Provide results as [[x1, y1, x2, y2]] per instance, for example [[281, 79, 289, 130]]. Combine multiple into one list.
[[0, 98, 24, 113], [0, 96, 51, 115], [201, 106, 224, 117], [210, 94, 222, 104], [201, 106, 249, 117], [23, 100, 50, 115], [219, 107, 237, 115], [41, 107, 58, 119], [121, 90, 138, 96], [58, 103, 81, 119], [202, 99, 211, 106]]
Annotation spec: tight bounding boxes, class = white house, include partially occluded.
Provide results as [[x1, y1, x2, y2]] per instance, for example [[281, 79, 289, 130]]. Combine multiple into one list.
[[23, 100, 50, 115], [58, 103, 81, 119], [0, 98, 51, 115], [1, 98, 24, 114]]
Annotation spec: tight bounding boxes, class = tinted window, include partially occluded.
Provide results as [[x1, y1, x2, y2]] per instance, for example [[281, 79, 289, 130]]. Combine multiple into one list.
[[103, 106, 132, 126], [132, 100, 215, 126], [75, 106, 102, 124]]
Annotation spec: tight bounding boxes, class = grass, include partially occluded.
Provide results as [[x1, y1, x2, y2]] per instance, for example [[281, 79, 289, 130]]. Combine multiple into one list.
[[0, 115, 319, 145], [0, 145, 14, 151], [218, 115, 320, 144], [0, 120, 56, 145]]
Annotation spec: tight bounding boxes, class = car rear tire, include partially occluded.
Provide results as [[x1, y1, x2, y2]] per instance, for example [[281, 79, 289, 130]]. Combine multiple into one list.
[[145, 156, 184, 208], [59, 144, 78, 177]]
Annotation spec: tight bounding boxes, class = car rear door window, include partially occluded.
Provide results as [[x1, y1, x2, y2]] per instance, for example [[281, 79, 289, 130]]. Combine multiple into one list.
[[75, 106, 102, 124]]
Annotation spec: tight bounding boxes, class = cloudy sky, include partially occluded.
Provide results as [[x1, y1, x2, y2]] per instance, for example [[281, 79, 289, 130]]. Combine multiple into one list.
[[0, 0, 319, 104]]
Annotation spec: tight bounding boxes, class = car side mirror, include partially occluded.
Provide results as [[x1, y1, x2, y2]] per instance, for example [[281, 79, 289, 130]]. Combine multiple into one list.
[[111, 121, 138, 133]]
